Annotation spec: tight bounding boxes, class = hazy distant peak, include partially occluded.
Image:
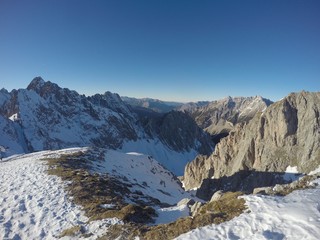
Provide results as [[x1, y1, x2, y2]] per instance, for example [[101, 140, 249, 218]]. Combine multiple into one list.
[[121, 96, 184, 113], [0, 88, 9, 94]]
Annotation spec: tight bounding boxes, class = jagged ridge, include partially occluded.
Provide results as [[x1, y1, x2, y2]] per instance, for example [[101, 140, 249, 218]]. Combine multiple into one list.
[[0, 77, 213, 175]]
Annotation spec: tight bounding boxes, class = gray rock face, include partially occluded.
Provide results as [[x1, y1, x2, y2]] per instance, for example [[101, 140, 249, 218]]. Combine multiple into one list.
[[183, 155, 214, 190], [135, 110, 213, 154], [184, 91, 320, 191], [156, 111, 213, 153], [210, 190, 223, 202], [190, 201, 203, 217]]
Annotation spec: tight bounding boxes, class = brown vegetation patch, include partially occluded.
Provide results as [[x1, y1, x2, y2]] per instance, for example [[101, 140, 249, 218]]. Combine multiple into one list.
[[59, 225, 83, 238], [99, 191, 246, 240]]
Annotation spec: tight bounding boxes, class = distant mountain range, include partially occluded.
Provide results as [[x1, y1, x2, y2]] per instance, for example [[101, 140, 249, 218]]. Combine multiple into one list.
[[122, 95, 273, 144], [121, 96, 185, 113]]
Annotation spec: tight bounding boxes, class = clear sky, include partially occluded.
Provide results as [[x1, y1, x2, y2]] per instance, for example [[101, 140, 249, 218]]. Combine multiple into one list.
[[0, 0, 319, 102]]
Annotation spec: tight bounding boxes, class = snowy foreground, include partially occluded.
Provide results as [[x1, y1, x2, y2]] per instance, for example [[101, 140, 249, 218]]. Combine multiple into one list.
[[0, 149, 122, 240], [177, 179, 320, 240], [1, 149, 320, 240]]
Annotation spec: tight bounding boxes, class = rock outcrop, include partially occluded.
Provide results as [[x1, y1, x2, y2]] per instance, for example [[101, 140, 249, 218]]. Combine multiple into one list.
[[183, 91, 320, 192], [139, 111, 213, 153]]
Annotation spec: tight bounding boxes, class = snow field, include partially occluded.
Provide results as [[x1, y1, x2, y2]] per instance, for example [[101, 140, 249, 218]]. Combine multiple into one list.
[[0, 149, 122, 240]]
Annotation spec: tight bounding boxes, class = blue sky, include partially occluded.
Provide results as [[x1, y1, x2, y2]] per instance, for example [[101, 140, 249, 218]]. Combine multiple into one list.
[[0, 0, 319, 102]]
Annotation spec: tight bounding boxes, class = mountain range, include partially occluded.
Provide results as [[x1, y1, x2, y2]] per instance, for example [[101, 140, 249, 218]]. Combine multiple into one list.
[[0, 77, 212, 175], [123, 94, 273, 144], [1, 77, 320, 239]]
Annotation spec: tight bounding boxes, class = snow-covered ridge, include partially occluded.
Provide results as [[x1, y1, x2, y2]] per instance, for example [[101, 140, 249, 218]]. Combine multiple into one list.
[[0, 77, 213, 175]]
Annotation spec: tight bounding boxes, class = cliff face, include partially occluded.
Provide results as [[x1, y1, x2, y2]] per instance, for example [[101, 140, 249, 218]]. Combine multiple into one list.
[[184, 91, 320, 190]]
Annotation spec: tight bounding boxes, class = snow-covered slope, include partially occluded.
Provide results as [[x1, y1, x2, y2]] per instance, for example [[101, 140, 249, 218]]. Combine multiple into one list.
[[0, 149, 123, 240], [91, 149, 191, 205], [120, 137, 206, 176], [176, 179, 320, 240]]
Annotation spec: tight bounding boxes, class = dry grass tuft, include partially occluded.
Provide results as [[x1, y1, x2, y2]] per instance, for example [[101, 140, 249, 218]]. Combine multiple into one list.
[[59, 225, 82, 237]]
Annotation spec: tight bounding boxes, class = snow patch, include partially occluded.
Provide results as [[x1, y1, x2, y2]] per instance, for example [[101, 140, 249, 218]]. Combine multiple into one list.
[[126, 152, 144, 156], [9, 113, 19, 121], [154, 204, 190, 225], [100, 204, 117, 209], [283, 165, 301, 182], [285, 165, 299, 173]]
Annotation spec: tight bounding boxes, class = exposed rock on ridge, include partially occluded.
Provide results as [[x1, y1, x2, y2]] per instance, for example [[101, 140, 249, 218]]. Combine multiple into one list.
[[184, 91, 320, 191]]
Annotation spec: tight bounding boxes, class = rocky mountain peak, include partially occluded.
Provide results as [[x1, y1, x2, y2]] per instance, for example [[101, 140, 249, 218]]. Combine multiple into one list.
[[0, 88, 10, 106], [27, 77, 46, 90], [27, 77, 62, 98], [0, 88, 9, 94]]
